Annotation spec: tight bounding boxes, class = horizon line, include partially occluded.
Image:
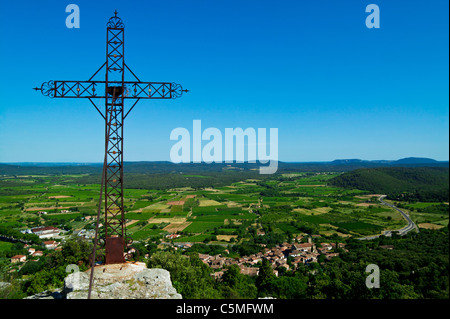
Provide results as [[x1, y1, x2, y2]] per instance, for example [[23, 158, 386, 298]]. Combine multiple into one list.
[[1, 157, 449, 165]]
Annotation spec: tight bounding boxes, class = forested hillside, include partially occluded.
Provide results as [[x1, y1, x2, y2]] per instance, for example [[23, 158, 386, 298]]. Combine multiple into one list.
[[329, 167, 449, 202], [1, 158, 448, 176]]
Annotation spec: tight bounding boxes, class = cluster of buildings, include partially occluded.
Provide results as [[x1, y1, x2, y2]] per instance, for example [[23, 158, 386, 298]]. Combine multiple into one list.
[[11, 241, 61, 264], [21, 226, 63, 239], [12, 226, 68, 264], [166, 233, 182, 240], [77, 228, 96, 239], [197, 237, 346, 279]]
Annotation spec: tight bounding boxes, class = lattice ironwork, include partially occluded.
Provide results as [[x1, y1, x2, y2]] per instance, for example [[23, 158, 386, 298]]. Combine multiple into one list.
[[37, 80, 184, 99]]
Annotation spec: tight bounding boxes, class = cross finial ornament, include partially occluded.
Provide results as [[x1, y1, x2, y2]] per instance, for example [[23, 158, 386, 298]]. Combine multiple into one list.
[[114, 10, 118, 17]]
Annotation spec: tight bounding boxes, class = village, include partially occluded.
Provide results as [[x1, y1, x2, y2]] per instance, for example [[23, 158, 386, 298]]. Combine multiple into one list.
[[164, 234, 347, 279], [10, 226, 64, 265], [10, 221, 347, 281]]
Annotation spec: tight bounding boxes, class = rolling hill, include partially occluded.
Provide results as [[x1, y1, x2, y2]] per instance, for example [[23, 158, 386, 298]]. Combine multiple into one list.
[[329, 166, 449, 202]]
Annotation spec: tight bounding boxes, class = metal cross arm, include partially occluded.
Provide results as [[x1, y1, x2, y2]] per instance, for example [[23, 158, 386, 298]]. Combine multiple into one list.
[[33, 79, 187, 99]]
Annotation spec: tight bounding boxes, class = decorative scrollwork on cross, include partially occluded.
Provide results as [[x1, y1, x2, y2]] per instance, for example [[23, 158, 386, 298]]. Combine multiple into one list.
[[171, 82, 188, 99], [125, 236, 133, 247], [40, 81, 55, 98]]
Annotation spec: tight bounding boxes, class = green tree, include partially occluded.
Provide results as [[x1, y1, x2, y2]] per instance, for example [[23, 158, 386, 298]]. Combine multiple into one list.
[[148, 251, 221, 298], [221, 264, 241, 288], [25, 270, 48, 295], [256, 258, 275, 297], [220, 264, 257, 299], [58, 238, 92, 267], [268, 273, 308, 299]]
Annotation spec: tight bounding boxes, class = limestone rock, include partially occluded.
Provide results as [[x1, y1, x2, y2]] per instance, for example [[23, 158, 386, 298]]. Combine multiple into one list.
[[64, 262, 182, 299]]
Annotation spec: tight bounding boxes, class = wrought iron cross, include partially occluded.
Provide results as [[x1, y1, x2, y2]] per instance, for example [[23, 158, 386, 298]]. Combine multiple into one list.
[[34, 12, 187, 264]]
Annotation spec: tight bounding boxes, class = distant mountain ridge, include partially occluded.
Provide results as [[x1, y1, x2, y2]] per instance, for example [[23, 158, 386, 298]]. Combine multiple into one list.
[[0, 157, 448, 175], [394, 157, 439, 164], [330, 157, 440, 165]]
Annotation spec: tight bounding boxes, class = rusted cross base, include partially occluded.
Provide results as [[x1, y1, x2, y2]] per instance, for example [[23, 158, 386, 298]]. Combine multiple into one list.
[[105, 237, 125, 264]]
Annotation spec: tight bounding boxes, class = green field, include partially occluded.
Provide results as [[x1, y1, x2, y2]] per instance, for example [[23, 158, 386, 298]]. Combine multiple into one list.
[[0, 170, 448, 249]]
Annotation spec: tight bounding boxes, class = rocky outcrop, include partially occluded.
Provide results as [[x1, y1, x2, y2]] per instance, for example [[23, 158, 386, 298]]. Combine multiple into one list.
[[65, 262, 182, 299], [26, 262, 182, 299]]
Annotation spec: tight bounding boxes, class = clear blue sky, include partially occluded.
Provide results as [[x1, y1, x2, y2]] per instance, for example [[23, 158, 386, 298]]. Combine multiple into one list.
[[0, 0, 448, 162]]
